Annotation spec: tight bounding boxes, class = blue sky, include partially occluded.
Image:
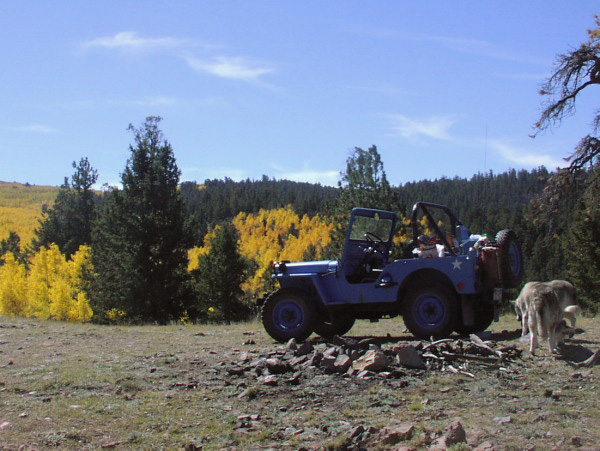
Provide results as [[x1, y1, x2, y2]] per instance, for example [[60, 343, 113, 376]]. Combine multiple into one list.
[[1, 1, 598, 188]]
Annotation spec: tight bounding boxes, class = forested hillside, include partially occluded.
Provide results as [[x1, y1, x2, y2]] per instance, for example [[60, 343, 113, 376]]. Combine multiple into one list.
[[0, 182, 58, 245], [0, 167, 577, 288], [180, 177, 339, 245], [177, 166, 576, 286]]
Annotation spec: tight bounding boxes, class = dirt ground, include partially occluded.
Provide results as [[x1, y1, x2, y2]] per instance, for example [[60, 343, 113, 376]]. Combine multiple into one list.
[[0, 314, 598, 450]]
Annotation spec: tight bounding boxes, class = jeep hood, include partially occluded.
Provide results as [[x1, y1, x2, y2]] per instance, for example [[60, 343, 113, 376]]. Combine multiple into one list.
[[273, 260, 338, 276]]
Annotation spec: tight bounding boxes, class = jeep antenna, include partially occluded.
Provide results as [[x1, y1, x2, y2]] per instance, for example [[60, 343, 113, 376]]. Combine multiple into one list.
[[484, 123, 488, 173]]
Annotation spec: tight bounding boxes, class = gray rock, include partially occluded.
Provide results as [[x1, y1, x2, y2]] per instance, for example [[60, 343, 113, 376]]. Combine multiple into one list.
[[264, 358, 292, 374], [379, 422, 416, 445], [286, 338, 297, 351], [395, 346, 427, 370], [352, 349, 390, 372], [441, 419, 466, 445], [334, 354, 352, 373], [295, 342, 314, 356]]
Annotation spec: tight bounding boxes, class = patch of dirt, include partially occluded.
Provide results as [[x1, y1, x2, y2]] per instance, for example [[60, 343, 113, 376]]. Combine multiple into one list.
[[0, 316, 598, 450]]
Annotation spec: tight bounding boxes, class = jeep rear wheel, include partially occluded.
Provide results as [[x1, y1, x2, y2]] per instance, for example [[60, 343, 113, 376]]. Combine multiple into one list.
[[402, 284, 457, 339], [261, 289, 315, 343], [314, 316, 355, 338]]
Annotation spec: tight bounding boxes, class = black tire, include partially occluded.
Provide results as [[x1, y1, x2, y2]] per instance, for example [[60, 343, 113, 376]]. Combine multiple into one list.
[[261, 289, 315, 343], [314, 316, 356, 338], [455, 302, 495, 335], [495, 229, 523, 288], [402, 284, 458, 339]]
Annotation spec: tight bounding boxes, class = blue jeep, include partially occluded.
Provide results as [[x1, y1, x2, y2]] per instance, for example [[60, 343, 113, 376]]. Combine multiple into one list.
[[261, 202, 523, 342]]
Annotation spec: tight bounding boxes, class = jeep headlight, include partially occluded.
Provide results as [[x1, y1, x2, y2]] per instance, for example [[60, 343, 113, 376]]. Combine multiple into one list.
[[273, 261, 288, 274]]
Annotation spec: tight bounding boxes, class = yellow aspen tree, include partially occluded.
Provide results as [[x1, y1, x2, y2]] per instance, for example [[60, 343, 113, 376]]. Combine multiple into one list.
[[73, 292, 93, 322], [394, 215, 412, 247], [48, 278, 73, 320], [233, 207, 334, 297], [66, 245, 93, 322], [26, 244, 93, 322], [0, 253, 28, 316], [47, 244, 93, 322], [187, 227, 217, 272], [26, 246, 52, 318], [39, 244, 69, 320]]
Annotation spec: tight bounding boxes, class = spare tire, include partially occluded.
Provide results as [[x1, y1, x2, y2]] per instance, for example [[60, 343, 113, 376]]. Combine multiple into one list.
[[495, 229, 523, 288]]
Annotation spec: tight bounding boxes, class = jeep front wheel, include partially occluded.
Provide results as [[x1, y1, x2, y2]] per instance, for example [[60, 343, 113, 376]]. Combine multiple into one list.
[[402, 284, 457, 339], [262, 289, 315, 343]]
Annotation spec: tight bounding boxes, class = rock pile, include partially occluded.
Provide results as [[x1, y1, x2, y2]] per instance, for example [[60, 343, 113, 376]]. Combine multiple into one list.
[[225, 334, 523, 386]]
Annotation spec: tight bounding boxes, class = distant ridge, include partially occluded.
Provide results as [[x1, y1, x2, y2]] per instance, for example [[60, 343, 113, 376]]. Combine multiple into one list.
[[0, 181, 59, 244]]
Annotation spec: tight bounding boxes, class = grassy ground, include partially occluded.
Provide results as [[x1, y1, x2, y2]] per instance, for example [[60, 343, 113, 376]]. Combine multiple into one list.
[[0, 315, 598, 450]]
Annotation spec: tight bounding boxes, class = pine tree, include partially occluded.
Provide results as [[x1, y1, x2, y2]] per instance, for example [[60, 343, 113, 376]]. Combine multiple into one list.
[[567, 176, 600, 313], [326, 145, 402, 259], [337, 145, 395, 211], [0, 232, 23, 265], [90, 117, 194, 323], [192, 222, 251, 322], [33, 157, 98, 258]]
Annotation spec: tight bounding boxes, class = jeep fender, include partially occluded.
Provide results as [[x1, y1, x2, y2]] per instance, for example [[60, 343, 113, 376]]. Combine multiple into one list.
[[398, 268, 456, 305]]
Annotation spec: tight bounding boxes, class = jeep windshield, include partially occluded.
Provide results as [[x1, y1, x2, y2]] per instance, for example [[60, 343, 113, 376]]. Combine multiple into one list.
[[349, 212, 394, 242]]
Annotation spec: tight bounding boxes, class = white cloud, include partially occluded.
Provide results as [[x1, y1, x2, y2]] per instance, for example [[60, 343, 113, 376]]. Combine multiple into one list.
[[366, 28, 547, 65], [499, 72, 549, 81], [82, 32, 274, 83], [490, 139, 565, 169], [388, 114, 459, 141], [271, 163, 339, 186], [181, 167, 247, 182], [58, 97, 178, 110], [347, 84, 407, 96], [355, 26, 546, 65], [81, 31, 191, 52], [111, 96, 178, 107], [425, 35, 543, 63], [184, 55, 274, 81], [6, 125, 57, 133]]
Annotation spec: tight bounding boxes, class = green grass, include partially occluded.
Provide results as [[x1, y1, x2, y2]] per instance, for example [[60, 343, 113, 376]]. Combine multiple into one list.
[[0, 315, 598, 449]]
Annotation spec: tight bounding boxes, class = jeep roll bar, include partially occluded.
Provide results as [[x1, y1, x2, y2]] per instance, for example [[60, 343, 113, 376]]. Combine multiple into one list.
[[410, 202, 463, 257]]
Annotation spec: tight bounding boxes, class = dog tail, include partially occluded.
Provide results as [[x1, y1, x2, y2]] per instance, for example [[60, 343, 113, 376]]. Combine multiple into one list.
[[564, 305, 581, 317]]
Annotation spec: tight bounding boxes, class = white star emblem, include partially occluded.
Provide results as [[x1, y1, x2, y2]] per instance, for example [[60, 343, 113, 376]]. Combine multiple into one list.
[[452, 259, 462, 270]]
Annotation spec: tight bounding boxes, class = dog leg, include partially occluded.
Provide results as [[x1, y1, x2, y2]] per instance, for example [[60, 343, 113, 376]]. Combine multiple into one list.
[[548, 326, 557, 354], [563, 311, 576, 329], [528, 313, 538, 355], [522, 311, 529, 336], [563, 305, 581, 329]]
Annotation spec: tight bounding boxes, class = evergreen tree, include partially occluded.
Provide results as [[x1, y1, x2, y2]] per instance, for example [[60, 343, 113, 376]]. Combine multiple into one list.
[[531, 16, 600, 230], [192, 222, 251, 322], [325, 145, 402, 259], [0, 231, 23, 265], [337, 145, 396, 211], [33, 158, 98, 258], [90, 117, 194, 323], [567, 174, 600, 313]]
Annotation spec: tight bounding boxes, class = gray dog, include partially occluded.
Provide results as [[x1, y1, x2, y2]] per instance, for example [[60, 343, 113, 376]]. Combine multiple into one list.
[[513, 280, 581, 355]]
